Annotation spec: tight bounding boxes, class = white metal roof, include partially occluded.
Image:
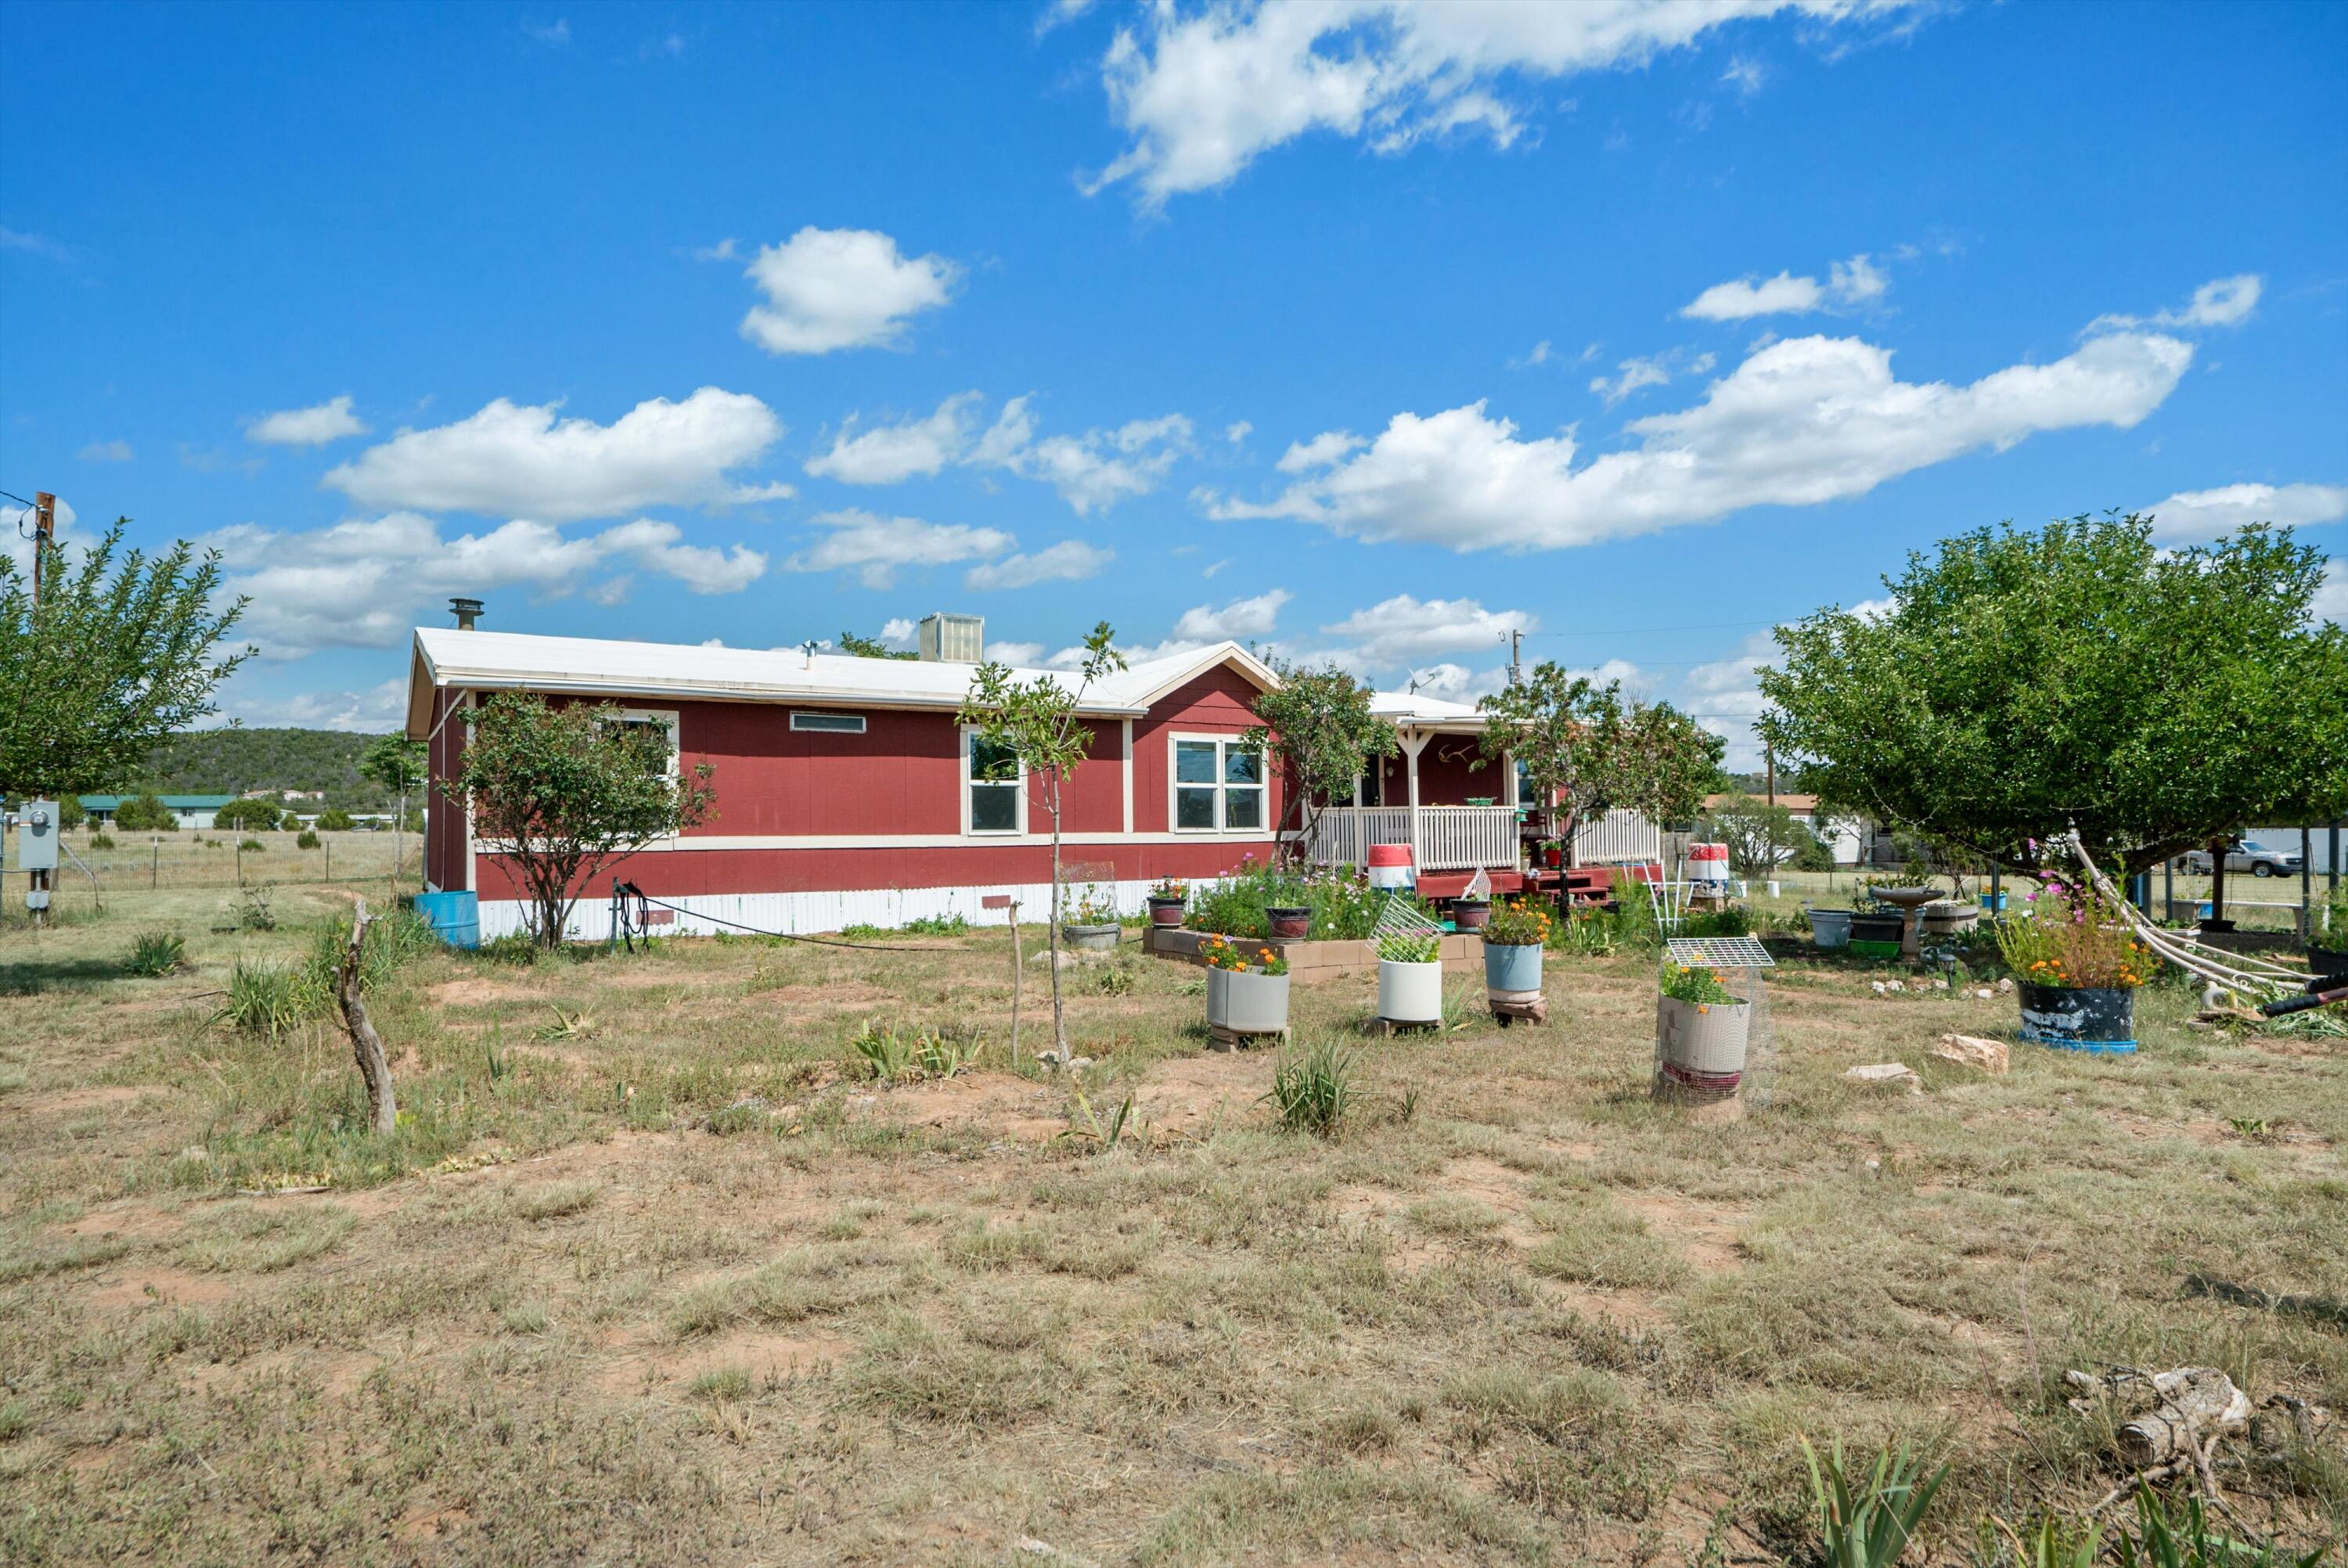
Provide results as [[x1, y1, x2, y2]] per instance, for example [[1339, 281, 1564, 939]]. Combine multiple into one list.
[[405, 627, 1281, 735], [1370, 689, 1490, 728]]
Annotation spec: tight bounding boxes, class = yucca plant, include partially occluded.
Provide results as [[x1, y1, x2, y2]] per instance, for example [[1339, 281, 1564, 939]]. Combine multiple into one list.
[[1265, 1037, 1355, 1137], [913, 1027, 972, 1080], [214, 960, 325, 1040], [849, 1020, 917, 1082], [124, 930, 187, 977], [1802, 1438, 1946, 1568], [2111, 1486, 2327, 1568]]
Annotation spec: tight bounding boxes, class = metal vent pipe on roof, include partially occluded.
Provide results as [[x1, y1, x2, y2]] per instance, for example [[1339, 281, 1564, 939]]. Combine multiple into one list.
[[450, 597, 484, 631]]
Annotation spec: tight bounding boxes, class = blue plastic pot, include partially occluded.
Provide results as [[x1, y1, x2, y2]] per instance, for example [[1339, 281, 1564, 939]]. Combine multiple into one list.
[[1979, 892, 2008, 912], [1483, 941, 1543, 993]]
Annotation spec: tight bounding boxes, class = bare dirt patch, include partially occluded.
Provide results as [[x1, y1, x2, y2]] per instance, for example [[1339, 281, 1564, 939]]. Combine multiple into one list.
[[1619, 1192, 1749, 1274], [83, 1264, 237, 1311]]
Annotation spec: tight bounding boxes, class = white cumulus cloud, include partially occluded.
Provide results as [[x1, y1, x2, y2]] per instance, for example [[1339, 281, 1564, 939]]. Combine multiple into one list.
[[784, 508, 1014, 590], [972, 397, 1193, 515], [2140, 481, 2348, 543], [963, 539, 1115, 592], [322, 388, 783, 522], [1316, 594, 1536, 667], [1208, 329, 2193, 552], [1086, 0, 1919, 204], [203, 512, 765, 658], [1590, 349, 1714, 407], [805, 392, 983, 484], [77, 439, 135, 463], [1680, 253, 1884, 321], [248, 394, 371, 446], [739, 226, 959, 355], [2090, 274, 2263, 335]]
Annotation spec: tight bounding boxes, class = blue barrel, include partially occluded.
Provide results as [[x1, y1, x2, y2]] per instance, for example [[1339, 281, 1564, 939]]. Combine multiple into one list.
[[1483, 941, 1543, 994], [412, 890, 481, 949]]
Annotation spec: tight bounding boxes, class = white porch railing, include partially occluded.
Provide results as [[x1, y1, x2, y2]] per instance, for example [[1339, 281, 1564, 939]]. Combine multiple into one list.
[[1572, 807, 1662, 864], [1298, 805, 1519, 872]]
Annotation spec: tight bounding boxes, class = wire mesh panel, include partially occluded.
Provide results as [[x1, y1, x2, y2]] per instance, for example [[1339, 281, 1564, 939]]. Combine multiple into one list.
[[1664, 936, 1775, 970], [1367, 890, 1446, 956]]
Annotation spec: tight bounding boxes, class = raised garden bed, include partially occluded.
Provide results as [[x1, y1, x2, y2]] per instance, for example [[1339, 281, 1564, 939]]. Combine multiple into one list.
[[1146, 925, 1482, 983]]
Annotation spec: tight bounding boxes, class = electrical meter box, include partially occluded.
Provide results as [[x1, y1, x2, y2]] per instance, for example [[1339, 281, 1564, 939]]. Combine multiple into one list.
[[14, 800, 60, 872]]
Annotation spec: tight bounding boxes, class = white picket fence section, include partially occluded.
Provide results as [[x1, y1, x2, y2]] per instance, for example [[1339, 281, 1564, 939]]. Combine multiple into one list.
[[1298, 805, 1518, 872], [1571, 808, 1662, 865]]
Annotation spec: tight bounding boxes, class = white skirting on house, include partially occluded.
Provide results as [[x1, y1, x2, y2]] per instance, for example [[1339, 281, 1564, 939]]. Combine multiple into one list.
[[475, 878, 1163, 943]]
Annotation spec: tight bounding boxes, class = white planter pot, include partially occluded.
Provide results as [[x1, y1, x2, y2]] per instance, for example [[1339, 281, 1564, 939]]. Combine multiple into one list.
[[1206, 967, 1290, 1034], [1655, 994, 1750, 1095], [1377, 958, 1445, 1023]]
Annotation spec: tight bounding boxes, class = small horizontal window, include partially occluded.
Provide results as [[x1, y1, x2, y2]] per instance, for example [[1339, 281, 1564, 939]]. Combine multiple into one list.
[[790, 712, 866, 734]]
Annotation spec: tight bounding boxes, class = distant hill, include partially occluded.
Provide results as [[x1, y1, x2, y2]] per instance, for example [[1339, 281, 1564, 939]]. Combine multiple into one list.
[[142, 727, 401, 804]]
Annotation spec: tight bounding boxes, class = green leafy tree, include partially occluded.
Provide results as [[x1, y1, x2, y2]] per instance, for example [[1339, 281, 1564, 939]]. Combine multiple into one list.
[[958, 623, 1126, 1058], [0, 521, 250, 799], [454, 695, 715, 948], [837, 629, 917, 660], [315, 808, 356, 832], [1477, 667, 1623, 866], [362, 736, 427, 890], [1703, 792, 1813, 876], [1759, 516, 2348, 879], [56, 795, 85, 829], [112, 792, 178, 832], [1244, 660, 1398, 863], [213, 797, 283, 833], [1609, 699, 1727, 828]]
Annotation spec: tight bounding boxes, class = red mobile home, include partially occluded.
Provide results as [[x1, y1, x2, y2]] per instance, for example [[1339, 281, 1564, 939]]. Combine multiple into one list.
[[404, 621, 1290, 941]]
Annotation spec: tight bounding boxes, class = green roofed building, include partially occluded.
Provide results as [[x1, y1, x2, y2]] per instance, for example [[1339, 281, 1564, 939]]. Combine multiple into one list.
[[77, 794, 238, 830]]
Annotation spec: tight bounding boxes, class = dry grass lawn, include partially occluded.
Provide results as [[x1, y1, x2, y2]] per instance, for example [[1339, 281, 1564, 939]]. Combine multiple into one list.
[[2, 872, 2343, 1566]]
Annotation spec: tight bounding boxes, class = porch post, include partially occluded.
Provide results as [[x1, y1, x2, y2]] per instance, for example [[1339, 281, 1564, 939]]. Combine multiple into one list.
[[1401, 729, 1429, 873]]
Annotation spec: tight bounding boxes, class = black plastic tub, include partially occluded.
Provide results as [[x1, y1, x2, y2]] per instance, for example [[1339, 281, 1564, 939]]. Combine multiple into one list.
[[1849, 912, 1904, 945], [2017, 983, 2137, 1054], [2308, 944, 2348, 980]]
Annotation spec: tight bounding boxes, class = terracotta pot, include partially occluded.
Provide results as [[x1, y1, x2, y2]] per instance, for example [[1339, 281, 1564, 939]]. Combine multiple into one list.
[[1264, 905, 1311, 940], [1147, 896, 1185, 928], [1451, 898, 1492, 932]]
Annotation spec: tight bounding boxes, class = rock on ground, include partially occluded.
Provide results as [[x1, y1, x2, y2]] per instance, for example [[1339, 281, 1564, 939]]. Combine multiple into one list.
[[1846, 1062, 1923, 1094], [1932, 1033, 2011, 1074]]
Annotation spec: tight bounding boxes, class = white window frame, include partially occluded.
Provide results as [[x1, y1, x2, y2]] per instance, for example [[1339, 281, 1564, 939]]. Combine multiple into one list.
[[961, 725, 1026, 836], [610, 707, 682, 781], [1167, 732, 1268, 834], [790, 710, 867, 734]]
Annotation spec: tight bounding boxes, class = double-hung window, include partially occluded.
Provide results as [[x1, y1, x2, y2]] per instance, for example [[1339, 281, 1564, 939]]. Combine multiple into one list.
[[1172, 736, 1265, 831], [967, 732, 1023, 834], [603, 709, 679, 782]]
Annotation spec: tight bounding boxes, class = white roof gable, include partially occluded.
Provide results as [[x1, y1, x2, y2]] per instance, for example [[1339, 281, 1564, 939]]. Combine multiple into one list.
[[405, 627, 1277, 735]]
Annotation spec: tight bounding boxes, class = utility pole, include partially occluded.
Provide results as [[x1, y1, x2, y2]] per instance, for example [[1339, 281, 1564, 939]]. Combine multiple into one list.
[[1505, 629, 1524, 687], [25, 494, 58, 925]]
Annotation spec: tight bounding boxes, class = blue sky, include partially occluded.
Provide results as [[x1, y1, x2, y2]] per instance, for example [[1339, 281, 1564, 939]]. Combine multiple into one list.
[[4, 0, 2343, 765]]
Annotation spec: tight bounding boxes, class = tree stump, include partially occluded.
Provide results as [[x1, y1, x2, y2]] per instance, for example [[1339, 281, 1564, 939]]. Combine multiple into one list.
[[336, 899, 398, 1135]]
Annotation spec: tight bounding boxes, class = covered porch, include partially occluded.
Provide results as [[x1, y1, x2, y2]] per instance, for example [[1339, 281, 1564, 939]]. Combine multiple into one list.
[[1289, 695, 1528, 894]]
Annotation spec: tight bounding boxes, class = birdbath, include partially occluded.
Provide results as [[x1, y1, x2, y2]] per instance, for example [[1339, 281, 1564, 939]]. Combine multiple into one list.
[[1872, 886, 1942, 960]]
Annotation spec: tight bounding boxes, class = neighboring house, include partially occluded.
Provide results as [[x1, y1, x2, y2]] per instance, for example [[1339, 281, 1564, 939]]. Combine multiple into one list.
[[1700, 791, 1875, 866], [406, 617, 1295, 941], [76, 794, 237, 831]]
